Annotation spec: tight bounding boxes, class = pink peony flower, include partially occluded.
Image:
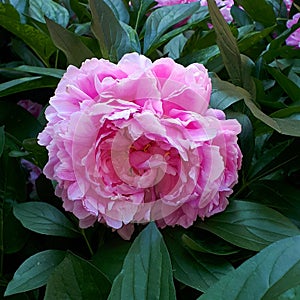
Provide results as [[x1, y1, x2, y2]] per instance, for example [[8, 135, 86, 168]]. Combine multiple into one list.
[[286, 13, 300, 48], [38, 53, 242, 239]]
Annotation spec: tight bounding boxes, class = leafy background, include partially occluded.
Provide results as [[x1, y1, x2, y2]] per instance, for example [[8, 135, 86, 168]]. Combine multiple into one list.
[[1, 0, 300, 299]]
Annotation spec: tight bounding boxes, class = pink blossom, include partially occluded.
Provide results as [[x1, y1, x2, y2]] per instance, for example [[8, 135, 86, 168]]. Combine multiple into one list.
[[38, 53, 242, 239], [17, 99, 42, 118], [284, 0, 293, 12], [286, 13, 300, 48], [201, 0, 234, 23]]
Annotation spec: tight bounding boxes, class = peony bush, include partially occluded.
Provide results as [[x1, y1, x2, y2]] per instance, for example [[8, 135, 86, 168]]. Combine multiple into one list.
[[1, 0, 300, 299]]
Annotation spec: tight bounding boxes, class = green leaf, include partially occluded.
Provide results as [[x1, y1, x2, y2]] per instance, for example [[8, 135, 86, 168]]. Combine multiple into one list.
[[3, 200, 29, 254], [143, 2, 200, 55], [131, 0, 155, 29], [90, 0, 140, 62], [249, 180, 300, 227], [108, 223, 176, 300], [44, 252, 111, 300], [0, 126, 4, 157], [13, 202, 80, 238], [0, 3, 56, 66], [235, 0, 276, 26], [46, 18, 95, 67], [207, 0, 242, 86], [198, 235, 300, 300], [104, 0, 129, 24], [0, 76, 59, 97], [266, 66, 300, 103], [164, 230, 234, 292], [197, 200, 300, 251], [4, 250, 66, 296], [0, 102, 42, 140], [23, 138, 48, 169], [209, 74, 245, 109], [28, 0, 70, 28], [92, 238, 131, 282], [13, 65, 65, 79], [244, 95, 300, 137], [181, 232, 239, 256]]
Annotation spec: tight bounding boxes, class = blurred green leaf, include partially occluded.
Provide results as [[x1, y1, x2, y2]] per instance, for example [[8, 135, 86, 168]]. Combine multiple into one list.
[[46, 18, 94, 67], [0, 126, 4, 157], [235, 0, 276, 26], [249, 180, 300, 227], [197, 200, 300, 251], [3, 200, 29, 254], [0, 102, 42, 140], [22, 138, 48, 169], [266, 66, 300, 103], [279, 285, 300, 300], [90, 0, 140, 62], [13, 65, 65, 79], [143, 2, 200, 55], [0, 76, 59, 97], [28, 0, 70, 28], [0, 3, 56, 66], [164, 230, 234, 292], [230, 5, 252, 27], [207, 0, 242, 86], [4, 250, 66, 296], [45, 252, 111, 300], [13, 202, 80, 238], [92, 238, 131, 282], [199, 235, 300, 300], [108, 223, 176, 300]]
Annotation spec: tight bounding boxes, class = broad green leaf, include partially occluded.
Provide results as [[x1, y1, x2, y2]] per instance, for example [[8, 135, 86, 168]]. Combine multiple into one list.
[[279, 285, 300, 300], [199, 235, 300, 300], [182, 233, 239, 256], [13, 65, 65, 79], [90, 0, 139, 62], [197, 200, 300, 251], [108, 223, 176, 300], [0, 3, 56, 66], [0, 76, 59, 97], [235, 0, 276, 26], [0, 126, 4, 157], [164, 33, 187, 60], [46, 18, 94, 67], [209, 74, 245, 109], [244, 95, 300, 137], [143, 2, 200, 55], [44, 252, 111, 300], [4, 250, 66, 296], [104, 0, 129, 24], [267, 66, 300, 103], [29, 0, 69, 27], [3, 200, 29, 254], [131, 0, 155, 29], [207, 0, 242, 86], [0, 102, 42, 140], [230, 5, 252, 27], [179, 45, 220, 67], [92, 238, 131, 282], [13, 202, 80, 238], [164, 230, 234, 292]]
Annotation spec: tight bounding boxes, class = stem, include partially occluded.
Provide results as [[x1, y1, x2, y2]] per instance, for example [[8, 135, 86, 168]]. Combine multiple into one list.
[[81, 229, 94, 257]]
